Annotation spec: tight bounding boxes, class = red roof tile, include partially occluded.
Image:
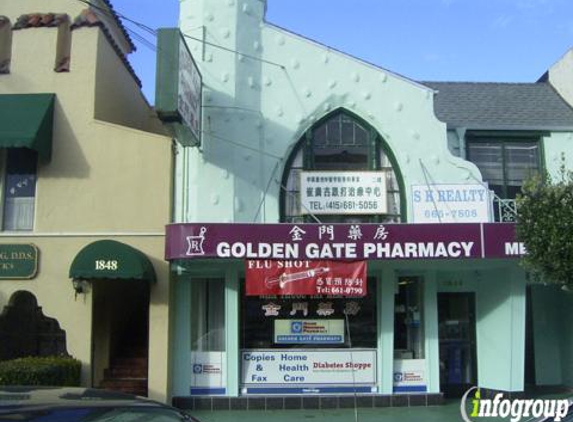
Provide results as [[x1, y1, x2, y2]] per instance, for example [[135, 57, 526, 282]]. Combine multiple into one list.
[[13, 13, 69, 30]]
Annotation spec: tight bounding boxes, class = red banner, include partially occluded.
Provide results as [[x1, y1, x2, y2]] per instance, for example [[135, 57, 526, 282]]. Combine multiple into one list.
[[245, 260, 367, 297]]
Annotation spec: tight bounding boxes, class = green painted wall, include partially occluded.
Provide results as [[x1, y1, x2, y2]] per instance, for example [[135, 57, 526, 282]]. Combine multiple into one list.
[[476, 267, 526, 392], [172, 278, 191, 395], [543, 132, 573, 180], [560, 294, 573, 387], [170, 0, 573, 397], [177, 0, 483, 225], [423, 271, 440, 393], [377, 269, 395, 394], [225, 269, 240, 396], [530, 284, 563, 385], [530, 284, 573, 388]]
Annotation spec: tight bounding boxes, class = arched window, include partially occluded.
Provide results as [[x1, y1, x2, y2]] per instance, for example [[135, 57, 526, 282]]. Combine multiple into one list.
[[281, 110, 404, 223]]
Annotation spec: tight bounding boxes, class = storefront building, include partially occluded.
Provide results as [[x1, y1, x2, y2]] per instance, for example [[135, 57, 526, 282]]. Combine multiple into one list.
[[166, 0, 573, 409], [0, 0, 173, 402]]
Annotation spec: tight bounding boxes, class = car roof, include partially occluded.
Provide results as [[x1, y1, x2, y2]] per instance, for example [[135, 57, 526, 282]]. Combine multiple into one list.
[[0, 386, 169, 409]]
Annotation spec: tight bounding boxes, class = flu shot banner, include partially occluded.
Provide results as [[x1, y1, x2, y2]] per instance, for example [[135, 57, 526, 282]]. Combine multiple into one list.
[[245, 260, 367, 297]]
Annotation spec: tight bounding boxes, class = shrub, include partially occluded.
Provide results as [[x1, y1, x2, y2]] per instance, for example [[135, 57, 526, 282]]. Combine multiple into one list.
[[516, 158, 573, 287], [0, 356, 81, 386]]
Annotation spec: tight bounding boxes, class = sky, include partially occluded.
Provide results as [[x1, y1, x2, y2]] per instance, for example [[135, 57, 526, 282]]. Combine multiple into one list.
[[111, 0, 573, 102]]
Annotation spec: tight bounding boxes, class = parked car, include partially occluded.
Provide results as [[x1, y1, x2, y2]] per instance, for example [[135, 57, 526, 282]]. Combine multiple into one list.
[[0, 386, 199, 421], [534, 398, 573, 422]]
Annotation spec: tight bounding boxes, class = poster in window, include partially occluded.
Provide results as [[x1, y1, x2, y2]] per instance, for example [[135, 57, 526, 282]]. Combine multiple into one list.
[[245, 260, 367, 297]]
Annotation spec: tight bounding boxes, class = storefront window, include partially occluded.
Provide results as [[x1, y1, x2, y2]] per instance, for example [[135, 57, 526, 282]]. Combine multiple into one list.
[[394, 277, 424, 359], [240, 278, 377, 349], [393, 277, 426, 393], [240, 273, 379, 395], [190, 279, 225, 352], [189, 279, 226, 394]]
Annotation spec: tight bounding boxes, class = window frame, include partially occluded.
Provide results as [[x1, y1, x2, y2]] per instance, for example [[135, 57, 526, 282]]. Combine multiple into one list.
[[465, 132, 546, 200], [279, 109, 406, 223], [0, 148, 39, 232]]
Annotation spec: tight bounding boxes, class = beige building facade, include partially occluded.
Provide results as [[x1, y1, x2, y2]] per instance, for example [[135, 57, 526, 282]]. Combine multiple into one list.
[[0, 0, 173, 402]]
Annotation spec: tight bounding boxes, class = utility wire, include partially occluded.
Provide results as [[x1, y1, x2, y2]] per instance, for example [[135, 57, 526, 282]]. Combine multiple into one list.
[[73, 0, 157, 36], [72, 0, 288, 160], [201, 130, 283, 160], [181, 33, 285, 69], [71, 0, 284, 69], [125, 27, 156, 52]]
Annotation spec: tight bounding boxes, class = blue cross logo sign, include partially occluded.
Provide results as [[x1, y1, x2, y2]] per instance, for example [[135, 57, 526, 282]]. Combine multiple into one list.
[[291, 321, 303, 333]]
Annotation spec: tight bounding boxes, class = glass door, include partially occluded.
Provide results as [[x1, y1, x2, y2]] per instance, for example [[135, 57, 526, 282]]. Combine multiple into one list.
[[438, 292, 477, 398]]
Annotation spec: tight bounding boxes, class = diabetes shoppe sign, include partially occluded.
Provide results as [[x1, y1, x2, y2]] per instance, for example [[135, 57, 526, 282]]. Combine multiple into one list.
[[241, 350, 376, 394], [165, 223, 524, 261]]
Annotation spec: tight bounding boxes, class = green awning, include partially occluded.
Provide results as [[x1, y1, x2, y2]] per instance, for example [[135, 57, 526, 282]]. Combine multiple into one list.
[[69, 240, 157, 283], [0, 94, 55, 161]]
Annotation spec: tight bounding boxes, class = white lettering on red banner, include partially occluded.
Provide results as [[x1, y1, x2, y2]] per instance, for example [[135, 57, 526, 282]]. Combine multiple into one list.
[[245, 260, 367, 297]]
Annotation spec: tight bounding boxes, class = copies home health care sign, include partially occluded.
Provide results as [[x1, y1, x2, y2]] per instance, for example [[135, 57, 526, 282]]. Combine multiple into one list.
[[241, 350, 376, 389], [245, 260, 367, 297]]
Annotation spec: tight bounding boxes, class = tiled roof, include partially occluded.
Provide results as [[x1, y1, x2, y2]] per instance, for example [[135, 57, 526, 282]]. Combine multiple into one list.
[[13, 13, 69, 29], [422, 82, 573, 130], [11, 2, 136, 53], [72, 8, 141, 87], [99, 0, 136, 52], [10, 10, 141, 87]]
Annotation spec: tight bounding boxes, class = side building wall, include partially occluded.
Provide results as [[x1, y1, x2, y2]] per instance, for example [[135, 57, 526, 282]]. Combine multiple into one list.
[[0, 13, 173, 402]]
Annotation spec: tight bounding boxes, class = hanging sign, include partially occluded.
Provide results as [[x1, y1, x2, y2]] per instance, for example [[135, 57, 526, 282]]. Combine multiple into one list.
[[155, 28, 202, 146], [300, 171, 387, 215], [245, 260, 367, 297], [411, 184, 491, 223]]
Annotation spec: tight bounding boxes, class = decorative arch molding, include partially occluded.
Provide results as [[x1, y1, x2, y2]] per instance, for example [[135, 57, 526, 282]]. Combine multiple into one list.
[[280, 107, 407, 223], [0, 290, 68, 361]]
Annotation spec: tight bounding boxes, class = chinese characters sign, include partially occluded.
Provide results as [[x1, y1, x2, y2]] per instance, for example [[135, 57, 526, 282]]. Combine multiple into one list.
[[260, 300, 362, 318], [300, 171, 387, 215], [245, 260, 367, 296], [166, 223, 524, 260]]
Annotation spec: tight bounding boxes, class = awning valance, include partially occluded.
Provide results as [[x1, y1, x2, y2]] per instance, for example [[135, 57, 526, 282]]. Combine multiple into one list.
[[0, 94, 55, 161], [69, 240, 156, 283]]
